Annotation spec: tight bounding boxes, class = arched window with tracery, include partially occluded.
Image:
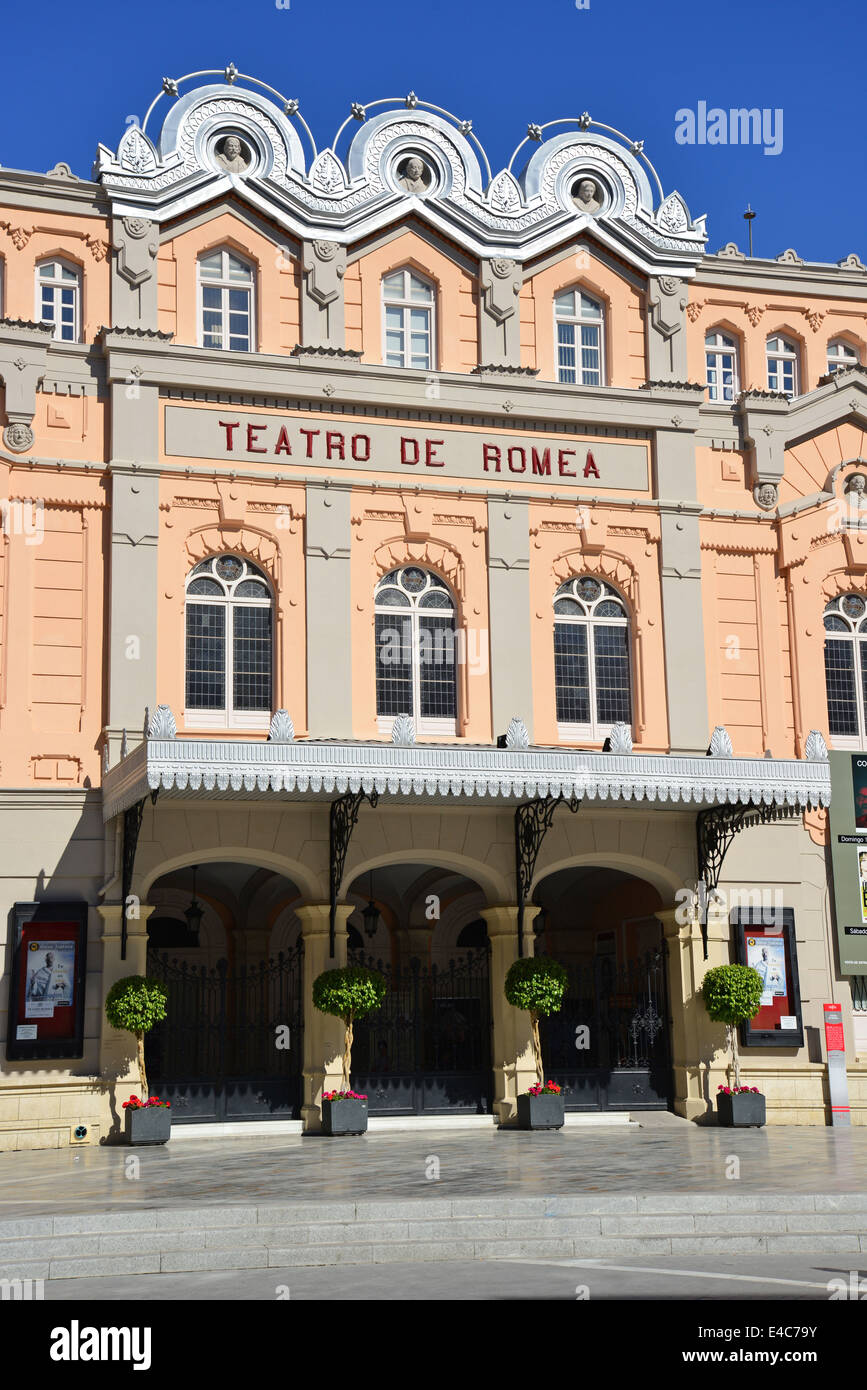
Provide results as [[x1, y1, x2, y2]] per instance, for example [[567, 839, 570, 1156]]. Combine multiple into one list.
[[554, 576, 631, 741], [185, 554, 273, 729], [374, 566, 457, 734], [823, 592, 867, 747]]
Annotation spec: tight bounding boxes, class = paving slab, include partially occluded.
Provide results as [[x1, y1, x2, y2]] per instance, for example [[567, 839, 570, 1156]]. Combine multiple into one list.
[[0, 1126, 863, 1222]]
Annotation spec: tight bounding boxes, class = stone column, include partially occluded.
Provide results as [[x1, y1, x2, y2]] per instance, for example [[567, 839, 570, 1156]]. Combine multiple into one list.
[[658, 902, 733, 1122], [96, 902, 155, 1139], [482, 904, 540, 1126], [487, 498, 534, 740], [305, 484, 352, 738], [297, 903, 354, 1132]]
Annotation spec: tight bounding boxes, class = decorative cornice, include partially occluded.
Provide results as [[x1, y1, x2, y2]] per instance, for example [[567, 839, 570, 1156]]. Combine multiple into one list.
[[471, 364, 540, 377], [100, 736, 831, 823], [290, 344, 362, 359], [640, 380, 705, 393], [0, 317, 55, 336], [99, 325, 175, 342]]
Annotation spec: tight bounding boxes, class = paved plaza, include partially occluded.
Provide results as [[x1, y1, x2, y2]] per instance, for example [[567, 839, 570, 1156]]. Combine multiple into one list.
[[1, 1123, 864, 1221]]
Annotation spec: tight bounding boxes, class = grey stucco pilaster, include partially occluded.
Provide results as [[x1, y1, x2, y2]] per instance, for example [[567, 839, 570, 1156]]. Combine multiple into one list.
[[300, 241, 346, 349], [111, 216, 158, 330], [646, 276, 688, 382], [106, 382, 160, 758], [305, 484, 352, 736], [487, 497, 534, 740], [479, 259, 522, 368], [655, 427, 709, 753]]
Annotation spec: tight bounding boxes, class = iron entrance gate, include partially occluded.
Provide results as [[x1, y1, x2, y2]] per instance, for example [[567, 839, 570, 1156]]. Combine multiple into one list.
[[145, 946, 303, 1122], [348, 949, 493, 1115], [542, 948, 672, 1110]]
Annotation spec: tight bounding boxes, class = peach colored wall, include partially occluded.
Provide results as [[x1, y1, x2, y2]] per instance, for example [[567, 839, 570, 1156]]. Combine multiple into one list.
[[686, 285, 867, 393], [0, 210, 110, 340], [156, 212, 301, 351], [528, 499, 668, 749], [521, 249, 646, 386], [0, 459, 105, 785], [349, 230, 478, 372], [157, 470, 307, 736], [349, 489, 492, 741]]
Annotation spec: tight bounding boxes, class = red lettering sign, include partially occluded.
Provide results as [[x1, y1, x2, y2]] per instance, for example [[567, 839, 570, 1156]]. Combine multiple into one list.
[[425, 439, 444, 467], [220, 420, 239, 451], [508, 446, 526, 474], [246, 424, 267, 454], [300, 428, 320, 458], [401, 437, 420, 465], [326, 431, 345, 461], [483, 444, 501, 473], [274, 427, 292, 456], [583, 450, 600, 479], [531, 447, 551, 476], [558, 448, 576, 477], [351, 434, 371, 462]]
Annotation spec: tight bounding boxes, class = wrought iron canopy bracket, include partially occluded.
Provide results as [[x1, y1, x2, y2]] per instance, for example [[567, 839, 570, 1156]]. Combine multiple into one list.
[[695, 800, 794, 959], [515, 794, 581, 957], [120, 787, 158, 960], [329, 788, 379, 957]]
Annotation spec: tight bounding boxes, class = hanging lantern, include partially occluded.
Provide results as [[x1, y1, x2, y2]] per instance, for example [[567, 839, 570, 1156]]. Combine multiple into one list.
[[183, 865, 204, 942]]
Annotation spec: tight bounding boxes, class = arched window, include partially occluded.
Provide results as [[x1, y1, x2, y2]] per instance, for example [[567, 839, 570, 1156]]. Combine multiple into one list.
[[185, 555, 272, 729], [823, 593, 867, 746], [555, 288, 604, 385], [382, 268, 435, 369], [766, 334, 800, 396], [36, 258, 80, 341], [374, 566, 457, 734], [198, 248, 255, 351], [554, 576, 631, 741], [827, 339, 860, 375], [705, 331, 738, 401]]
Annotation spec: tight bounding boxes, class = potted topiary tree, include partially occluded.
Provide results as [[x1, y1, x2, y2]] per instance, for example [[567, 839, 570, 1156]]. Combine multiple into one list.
[[701, 963, 766, 1127], [504, 955, 568, 1130], [104, 975, 170, 1145], [312, 965, 386, 1135]]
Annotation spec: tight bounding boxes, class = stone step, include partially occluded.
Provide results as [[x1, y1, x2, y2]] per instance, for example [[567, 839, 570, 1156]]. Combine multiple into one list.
[[0, 1194, 864, 1276]]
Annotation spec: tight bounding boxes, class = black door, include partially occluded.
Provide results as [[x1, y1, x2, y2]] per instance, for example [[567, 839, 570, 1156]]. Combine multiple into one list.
[[542, 948, 672, 1110], [348, 949, 493, 1115], [145, 947, 303, 1122]]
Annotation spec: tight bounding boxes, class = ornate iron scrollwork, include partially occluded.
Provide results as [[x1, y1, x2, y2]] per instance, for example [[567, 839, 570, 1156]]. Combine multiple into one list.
[[120, 787, 158, 960], [515, 794, 581, 957], [329, 788, 379, 956], [695, 801, 795, 958]]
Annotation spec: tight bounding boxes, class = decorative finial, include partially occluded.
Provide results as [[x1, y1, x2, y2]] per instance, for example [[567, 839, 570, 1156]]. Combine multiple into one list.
[[504, 717, 530, 750], [630, 139, 645, 155], [268, 710, 295, 743], [162, 77, 179, 96], [283, 98, 300, 115], [708, 725, 734, 757], [405, 91, 418, 109], [224, 62, 239, 84], [527, 123, 543, 142], [804, 730, 829, 762], [578, 112, 592, 130], [391, 713, 416, 746], [351, 102, 366, 121], [458, 119, 473, 136]]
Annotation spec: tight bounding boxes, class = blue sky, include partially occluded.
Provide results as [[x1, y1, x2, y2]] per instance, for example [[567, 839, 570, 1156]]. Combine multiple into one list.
[[2, 0, 864, 264]]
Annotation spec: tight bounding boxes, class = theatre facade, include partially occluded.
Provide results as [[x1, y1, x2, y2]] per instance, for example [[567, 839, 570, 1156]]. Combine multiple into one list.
[[1, 68, 866, 1148]]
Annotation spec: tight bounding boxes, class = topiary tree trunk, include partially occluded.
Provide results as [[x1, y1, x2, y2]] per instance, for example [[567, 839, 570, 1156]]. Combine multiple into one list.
[[341, 1012, 353, 1091], [136, 1030, 148, 1101], [529, 1010, 544, 1086]]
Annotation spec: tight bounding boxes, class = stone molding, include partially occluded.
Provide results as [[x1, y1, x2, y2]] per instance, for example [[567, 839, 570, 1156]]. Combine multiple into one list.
[[101, 732, 831, 822]]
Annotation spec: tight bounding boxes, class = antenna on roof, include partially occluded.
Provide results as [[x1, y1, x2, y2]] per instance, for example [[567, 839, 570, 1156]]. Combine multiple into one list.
[[743, 204, 756, 258]]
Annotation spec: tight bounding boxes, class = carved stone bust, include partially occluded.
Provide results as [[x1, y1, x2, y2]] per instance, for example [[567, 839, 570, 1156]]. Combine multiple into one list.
[[396, 155, 431, 194], [215, 135, 251, 174], [571, 177, 603, 214], [3, 422, 34, 454], [753, 481, 779, 511], [845, 472, 867, 500]]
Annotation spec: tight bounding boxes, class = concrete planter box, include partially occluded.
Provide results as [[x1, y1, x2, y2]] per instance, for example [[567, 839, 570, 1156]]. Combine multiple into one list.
[[716, 1091, 766, 1127], [125, 1106, 171, 1145], [516, 1092, 565, 1130], [321, 1098, 368, 1135]]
